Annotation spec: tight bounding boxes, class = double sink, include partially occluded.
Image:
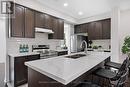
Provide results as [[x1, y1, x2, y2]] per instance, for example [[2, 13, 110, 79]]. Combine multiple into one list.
[[65, 54, 87, 59]]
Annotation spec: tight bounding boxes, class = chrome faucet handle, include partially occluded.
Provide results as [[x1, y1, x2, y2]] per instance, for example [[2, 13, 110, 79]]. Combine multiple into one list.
[[80, 40, 88, 54]]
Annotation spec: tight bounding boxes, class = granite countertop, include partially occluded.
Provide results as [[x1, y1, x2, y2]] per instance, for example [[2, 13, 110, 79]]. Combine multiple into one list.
[[25, 51, 111, 85]]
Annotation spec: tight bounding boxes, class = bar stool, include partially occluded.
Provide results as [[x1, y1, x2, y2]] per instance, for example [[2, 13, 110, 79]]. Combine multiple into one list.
[[94, 58, 129, 86], [105, 57, 130, 76], [75, 68, 129, 87], [105, 57, 130, 69]]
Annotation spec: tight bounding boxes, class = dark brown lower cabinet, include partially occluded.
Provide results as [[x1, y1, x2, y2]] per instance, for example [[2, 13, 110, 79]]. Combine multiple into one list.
[[9, 54, 40, 87], [15, 56, 28, 86]]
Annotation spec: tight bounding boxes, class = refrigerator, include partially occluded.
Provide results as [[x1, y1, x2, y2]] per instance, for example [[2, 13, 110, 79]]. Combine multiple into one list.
[[70, 34, 88, 53]]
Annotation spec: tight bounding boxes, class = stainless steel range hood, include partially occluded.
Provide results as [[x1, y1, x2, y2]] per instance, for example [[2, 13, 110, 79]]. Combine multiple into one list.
[[35, 27, 54, 34], [75, 33, 88, 36]]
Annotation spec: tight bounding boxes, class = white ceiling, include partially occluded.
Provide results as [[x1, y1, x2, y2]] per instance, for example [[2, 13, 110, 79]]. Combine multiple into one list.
[[36, 0, 130, 20]]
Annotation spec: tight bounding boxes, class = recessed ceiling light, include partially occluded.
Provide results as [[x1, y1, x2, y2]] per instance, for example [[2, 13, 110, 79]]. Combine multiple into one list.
[[78, 12, 83, 15], [64, 3, 68, 7]]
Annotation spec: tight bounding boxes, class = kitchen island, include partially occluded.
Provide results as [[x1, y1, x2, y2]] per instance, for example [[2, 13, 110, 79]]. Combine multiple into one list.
[[25, 52, 111, 87]]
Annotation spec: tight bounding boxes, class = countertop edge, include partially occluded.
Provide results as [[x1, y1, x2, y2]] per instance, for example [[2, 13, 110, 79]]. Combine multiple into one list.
[[25, 62, 68, 85], [8, 52, 40, 57]]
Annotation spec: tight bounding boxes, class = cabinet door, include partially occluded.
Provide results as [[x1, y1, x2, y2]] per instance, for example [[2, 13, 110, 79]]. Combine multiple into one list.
[[25, 8, 35, 38], [88, 22, 95, 40], [74, 25, 81, 34], [74, 24, 88, 34], [94, 21, 102, 40], [48, 17, 58, 39], [44, 14, 53, 29], [14, 55, 40, 86], [102, 19, 111, 39], [25, 55, 40, 81], [35, 11, 45, 28], [88, 21, 102, 40], [11, 4, 24, 37], [58, 19, 64, 39], [15, 57, 28, 86], [80, 24, 88, 33]]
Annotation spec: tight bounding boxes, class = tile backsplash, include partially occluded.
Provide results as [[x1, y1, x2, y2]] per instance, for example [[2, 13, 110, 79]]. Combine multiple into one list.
[[7, 33, 64, 54], [92, 39, 111, 49]]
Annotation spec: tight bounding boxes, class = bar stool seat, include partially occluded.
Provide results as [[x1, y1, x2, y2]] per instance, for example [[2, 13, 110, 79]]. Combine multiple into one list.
[[105, 62, 121, 69], [95, 68, 116, 79]]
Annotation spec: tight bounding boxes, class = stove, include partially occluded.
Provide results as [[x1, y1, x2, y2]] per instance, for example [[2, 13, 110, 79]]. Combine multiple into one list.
[[32, 45, 58, 59]]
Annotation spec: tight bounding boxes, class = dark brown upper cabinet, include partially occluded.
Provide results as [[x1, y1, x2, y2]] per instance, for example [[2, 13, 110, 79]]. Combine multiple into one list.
[[94, 21, 102, 40], [75, 18, 111, 40], [10, 3, 35, 38], [74, 25, 80, 34], [74, 24, 88, 34], [51, 17, 59, 39], [35, 12, 45, 28], [82, 24, 88, 33], [35, 12, 53, 29], [58, 19, 64, 39], [75, 22, 102, 40], [25, 8, 35, 38], [11, 4, 25, 37], [88, 21, 104, 40], [9, 2, 64, 39], [102, 19, 111, 39], [88, 22, 95, 40], [44, 14, 53, 29], [48, 17, 64, 39]]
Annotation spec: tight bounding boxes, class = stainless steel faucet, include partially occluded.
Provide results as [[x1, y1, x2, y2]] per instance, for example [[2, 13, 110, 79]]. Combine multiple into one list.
[[80, 40, 87, 54]]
